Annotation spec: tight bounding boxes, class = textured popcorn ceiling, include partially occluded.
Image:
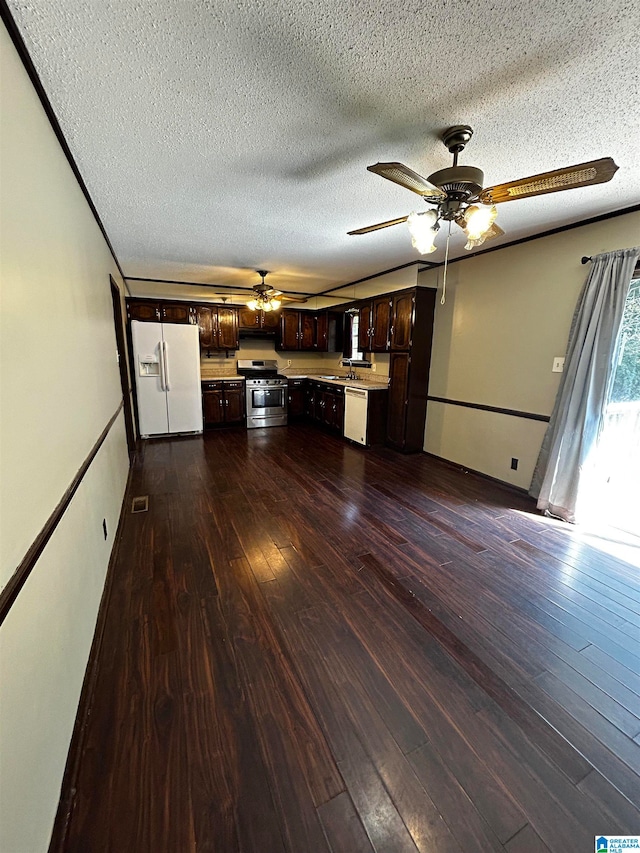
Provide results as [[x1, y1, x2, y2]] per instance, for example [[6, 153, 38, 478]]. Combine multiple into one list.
[[7, 0, 640, 299]]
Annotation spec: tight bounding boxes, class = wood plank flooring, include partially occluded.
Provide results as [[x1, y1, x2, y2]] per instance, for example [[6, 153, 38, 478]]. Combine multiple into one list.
[[61, 425, 640, 852]]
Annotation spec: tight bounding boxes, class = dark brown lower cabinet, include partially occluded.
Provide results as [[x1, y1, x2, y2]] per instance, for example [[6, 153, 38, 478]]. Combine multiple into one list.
[[202, 380, 245, 427], [387, 354, 411, 448], [287, 379, 306, 418], [320, 388, 344, 431], [304, 381, 344, 432]]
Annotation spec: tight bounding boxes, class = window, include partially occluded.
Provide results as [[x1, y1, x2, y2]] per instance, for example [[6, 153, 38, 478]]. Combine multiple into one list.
[[578, 275, 640, 534], [349, 312, 364, 361], [342, 310, 368, 364]]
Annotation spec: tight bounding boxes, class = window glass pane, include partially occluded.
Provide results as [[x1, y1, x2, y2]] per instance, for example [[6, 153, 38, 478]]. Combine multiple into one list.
[[350, 314, 363, 361], [610, 278, 640, 403]]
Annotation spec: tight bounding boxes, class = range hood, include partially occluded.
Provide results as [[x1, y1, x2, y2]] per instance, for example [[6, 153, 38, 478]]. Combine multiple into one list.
[[239, 327, 277, 339]]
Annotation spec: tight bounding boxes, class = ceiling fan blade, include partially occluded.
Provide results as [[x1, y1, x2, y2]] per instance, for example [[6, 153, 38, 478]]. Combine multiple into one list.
[[479, 157, 618, 204], [367, 162, 446, 199], [348, 215, 409, 236]]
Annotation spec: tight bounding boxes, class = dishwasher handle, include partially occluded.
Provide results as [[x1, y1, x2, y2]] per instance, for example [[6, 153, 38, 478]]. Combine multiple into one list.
[[345, 387, 367, 398]]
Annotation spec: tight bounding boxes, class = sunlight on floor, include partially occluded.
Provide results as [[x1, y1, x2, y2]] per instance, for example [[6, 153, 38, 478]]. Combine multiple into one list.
[[514, 509, 640, 569]]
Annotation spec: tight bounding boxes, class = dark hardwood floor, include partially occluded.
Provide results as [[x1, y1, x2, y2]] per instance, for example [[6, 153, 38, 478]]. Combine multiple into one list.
[[61, 425, 640, 852]]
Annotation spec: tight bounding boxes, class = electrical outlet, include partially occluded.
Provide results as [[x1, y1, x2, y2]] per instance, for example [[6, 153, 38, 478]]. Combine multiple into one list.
[[287, 359, 292, 367], [371, 363, 377, 372], [552, 356, 565, 373], [511, 458, 518, 470], [102, 518, 108, 539]]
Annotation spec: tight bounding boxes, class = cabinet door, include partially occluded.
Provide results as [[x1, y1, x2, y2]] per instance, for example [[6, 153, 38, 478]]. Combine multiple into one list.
[[331, 391, 344, 432], [238, 307, 260, 328], [390, 291, 414, 351], [287, 382, 305, 418], [224, 387, 245, 423], [387, 353, 410, 448], [358, 303, 372, 352], [203, 391, 225, 425], [262, 310, 281, 330], [196, 306, 216, 348], [320, 389, 334, 426], [371, 296, 392, 351], [280, 310, 300, 350], [127, 300, 160, 322], [304, 384, 315, 419], [161, 302, 193, 324], [217, 307, 239, 349], [299, 313, 315, 350], [315, 312, 328, 352]]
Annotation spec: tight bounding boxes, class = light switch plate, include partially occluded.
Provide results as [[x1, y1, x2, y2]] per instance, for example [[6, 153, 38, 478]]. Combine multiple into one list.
[[552, 357, 565, 373]]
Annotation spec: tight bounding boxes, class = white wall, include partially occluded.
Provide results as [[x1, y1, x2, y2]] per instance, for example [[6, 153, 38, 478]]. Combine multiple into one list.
[[421, 211, 640, 488], [0, 20, 130, 852]]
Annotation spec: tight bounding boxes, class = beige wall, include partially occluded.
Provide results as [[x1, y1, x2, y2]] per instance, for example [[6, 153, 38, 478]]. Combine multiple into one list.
[[421, 211, 640, 488], [0, 21, 130, 852]]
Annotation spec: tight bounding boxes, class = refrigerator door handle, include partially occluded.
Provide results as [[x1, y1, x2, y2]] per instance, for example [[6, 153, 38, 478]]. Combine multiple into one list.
[[162, 340, 171, 391], [158, 341, 166, 391]]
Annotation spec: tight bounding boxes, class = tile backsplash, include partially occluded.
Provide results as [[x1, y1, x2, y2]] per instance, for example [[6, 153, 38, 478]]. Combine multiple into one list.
[[199, 339, 390, 381]]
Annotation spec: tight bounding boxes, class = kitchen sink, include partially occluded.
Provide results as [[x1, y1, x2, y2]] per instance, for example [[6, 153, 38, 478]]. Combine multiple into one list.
[[317, 375, 340, 380]]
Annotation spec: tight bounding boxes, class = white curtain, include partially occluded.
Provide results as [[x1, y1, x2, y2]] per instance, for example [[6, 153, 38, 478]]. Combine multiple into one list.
[[530, 247, 640, 522]]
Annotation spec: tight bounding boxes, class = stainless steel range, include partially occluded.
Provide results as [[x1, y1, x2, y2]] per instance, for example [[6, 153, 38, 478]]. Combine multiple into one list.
[[237, 359, 288, 429]]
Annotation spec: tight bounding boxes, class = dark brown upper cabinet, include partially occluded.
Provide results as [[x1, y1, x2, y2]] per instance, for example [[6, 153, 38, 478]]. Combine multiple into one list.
[[355, 295, 392, 352], [161, 302, 194, 324], [389, 291, 415, 351], [371, 295, 392, 351], [196, 305, 239, 351], [238, 307, 281, 331], [279, 310, 336, 352], [280, 310, 301, 349], [127, 300, 161, 323], [358, 303, 371, 352], [127, 299, 194, 325]]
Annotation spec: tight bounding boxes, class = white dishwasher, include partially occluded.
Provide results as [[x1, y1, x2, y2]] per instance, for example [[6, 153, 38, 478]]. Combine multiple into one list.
[[344, 386, 368, 445]]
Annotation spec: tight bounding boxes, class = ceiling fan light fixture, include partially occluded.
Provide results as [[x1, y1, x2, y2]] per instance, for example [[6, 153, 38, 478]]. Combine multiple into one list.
[[464, 203, 497, 240], [407, 210, 439, 254], [246, 270, 283, 312]]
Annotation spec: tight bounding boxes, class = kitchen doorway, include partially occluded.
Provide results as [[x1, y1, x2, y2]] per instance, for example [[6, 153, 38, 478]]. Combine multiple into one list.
[[110, 277, 136, 457]]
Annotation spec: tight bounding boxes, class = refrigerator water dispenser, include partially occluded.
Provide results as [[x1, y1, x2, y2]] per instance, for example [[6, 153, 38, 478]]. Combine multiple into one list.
[[139, 355, 160, 376]]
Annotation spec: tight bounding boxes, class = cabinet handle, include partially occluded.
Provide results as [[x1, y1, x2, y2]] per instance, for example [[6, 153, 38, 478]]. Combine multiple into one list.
[[225, 399, 229, 406], [219, 399, 223, 406]]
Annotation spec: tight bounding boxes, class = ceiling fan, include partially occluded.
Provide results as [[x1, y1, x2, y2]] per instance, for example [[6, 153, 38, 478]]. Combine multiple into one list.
[[246, 270, 307, 311], [348, 125, 618, 256]]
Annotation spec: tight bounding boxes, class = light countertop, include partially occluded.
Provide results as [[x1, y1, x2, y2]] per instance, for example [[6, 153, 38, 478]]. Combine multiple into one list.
[[200, 375, 244, 381], [288, 374, 389, 391]]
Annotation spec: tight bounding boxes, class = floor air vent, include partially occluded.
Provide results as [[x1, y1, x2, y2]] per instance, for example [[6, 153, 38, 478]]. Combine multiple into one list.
[[131, 495, 149, 514]]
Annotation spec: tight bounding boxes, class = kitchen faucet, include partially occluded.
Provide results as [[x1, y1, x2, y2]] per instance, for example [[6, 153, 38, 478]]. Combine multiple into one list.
[[346, 359, 357, 380]]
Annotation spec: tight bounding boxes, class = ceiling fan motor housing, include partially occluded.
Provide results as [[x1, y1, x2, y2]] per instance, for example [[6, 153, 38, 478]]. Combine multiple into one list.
[[427, 165, 484, 219]]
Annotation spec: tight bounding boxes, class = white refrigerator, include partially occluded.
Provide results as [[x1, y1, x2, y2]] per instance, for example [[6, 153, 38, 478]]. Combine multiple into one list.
[[131, 320, 202, 437]]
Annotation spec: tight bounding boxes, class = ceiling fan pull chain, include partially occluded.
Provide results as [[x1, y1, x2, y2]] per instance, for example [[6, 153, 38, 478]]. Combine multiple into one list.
[[441, 220, 452, 305]]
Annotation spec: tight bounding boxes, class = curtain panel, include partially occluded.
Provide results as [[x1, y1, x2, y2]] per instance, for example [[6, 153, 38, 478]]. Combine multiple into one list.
[[530, 247, 640, 522]]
